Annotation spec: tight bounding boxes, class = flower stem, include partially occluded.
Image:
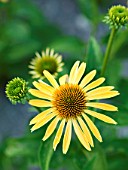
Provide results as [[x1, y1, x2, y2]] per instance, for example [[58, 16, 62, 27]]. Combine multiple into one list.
[[101, 28, 117, 76]]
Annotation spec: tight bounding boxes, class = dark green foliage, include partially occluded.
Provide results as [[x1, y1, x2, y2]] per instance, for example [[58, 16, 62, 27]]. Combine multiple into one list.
[[1, 0, 128, 170]]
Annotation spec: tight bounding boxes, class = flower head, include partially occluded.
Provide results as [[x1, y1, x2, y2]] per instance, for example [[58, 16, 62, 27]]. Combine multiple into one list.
[[29, 61, 119, 154], [103, 5, 128, 29], [29, 48, 64, 79], [5, 77, 28, 104]]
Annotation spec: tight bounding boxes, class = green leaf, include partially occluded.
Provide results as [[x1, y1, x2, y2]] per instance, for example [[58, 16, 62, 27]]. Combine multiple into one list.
[[76, 0, 99, 23], [105, 58, 121, 87], [83, 155, 97, 170], [92, 144, 108, 170], [86, 37, 102, 74], [5, 40, 41, 63], [50, 36, 85, 58], [39, 135, 54, 170], [111, 29, 128, 59], [111, 78, 128, 126], [105, 138, 128, 170]]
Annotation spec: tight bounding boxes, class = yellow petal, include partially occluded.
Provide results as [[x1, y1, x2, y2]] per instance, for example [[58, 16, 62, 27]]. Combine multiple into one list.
[[29, 71, 37, 75], [50, 49, 54, 56], [82, 114, 102, 142], [31, 112, 57, 132], [85, 109, 117, 124], [43, 70, 59, 88], [75, 62, 86, 84], [79, 70, 96, 88], [29, 99, 52, 107], [86, 102, 118, 111], [35, 52, 41, 58], [56, 56, 62, 62], [87, 91, 119, 100], [29, 108, 53, 125], [32, 74, 40, 78], [53, 119, 65, 151], [59, 74, 68, 85], [83, 78, 105, 92], [46, 48, 50, 55], [77, 117, 94, 147], [63, 120, 72, 154], [29, 89, 52, 100], [43, 117, 60, 141], [28, 65, 35, 69], [33, 81, 54, 94], [86, 86, 114, 96], [72, 119, 91, 151], [69, 61, 80, 84]]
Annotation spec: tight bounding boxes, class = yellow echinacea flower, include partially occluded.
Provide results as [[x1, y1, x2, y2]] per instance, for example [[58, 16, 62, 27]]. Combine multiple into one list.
[[29, 48, 63, 79], [29, 61, 119, 154]]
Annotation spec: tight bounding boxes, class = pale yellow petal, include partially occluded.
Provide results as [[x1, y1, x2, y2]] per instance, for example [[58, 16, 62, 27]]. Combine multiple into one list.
[[35, 52, 41, 58], [86, 86, 114, 96], [54, 53, 59, 58], [29, 108, 53, 125], [56, 56, 62, 63], [43, 117, 60, 141], [83, 78, 105, 92], [29, 71, 37, 75], [46, 48, 50, 55], [77, 117, 94, 147], [72, 119, 91, 151], [75, 62, 86, 84], [53, 119, 65, 151], [59, 74, 68, 85], [32, 74, 40, 79], [33, 81, 54, 94], [86, 102, 118, 111], [29, 89, 53, 100], [42, 51, 45, 57], [50, 49, 54, 56], [43, 70, 59, 88], [31, 112, 57, 132], [87, 91, 119, 100], [28, 65, 35, 69], [29, 99, 52, 107], [85, 109, 117, 124], [69, 61, 80, 84], [63, 120, 72, 154], [82, 114, 102, 142], [79, 70, 96, 88]]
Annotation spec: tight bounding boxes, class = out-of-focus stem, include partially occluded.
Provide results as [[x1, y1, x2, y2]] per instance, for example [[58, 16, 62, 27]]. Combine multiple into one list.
[[101, 28, 117, 76]]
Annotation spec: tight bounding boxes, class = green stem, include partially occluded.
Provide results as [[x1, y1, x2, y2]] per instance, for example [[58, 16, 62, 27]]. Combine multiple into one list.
[[101, 28, 117, 76]]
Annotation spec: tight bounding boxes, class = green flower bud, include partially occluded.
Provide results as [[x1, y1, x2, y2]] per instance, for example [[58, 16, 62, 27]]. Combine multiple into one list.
[[5, 77, 29, 104], [103, 5, 128, 29]]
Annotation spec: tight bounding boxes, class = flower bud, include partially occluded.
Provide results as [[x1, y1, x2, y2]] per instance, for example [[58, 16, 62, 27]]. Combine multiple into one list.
[[5, 77, 29, 104]]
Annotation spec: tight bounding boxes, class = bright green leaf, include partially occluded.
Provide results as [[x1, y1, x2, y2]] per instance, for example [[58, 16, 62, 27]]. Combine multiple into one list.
[[86, 36, 102, 74]]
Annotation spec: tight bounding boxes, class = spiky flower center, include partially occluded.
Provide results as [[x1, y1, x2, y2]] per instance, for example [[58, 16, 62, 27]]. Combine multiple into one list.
[[52, 84, 86, 119], [35, 57, 58, 75]]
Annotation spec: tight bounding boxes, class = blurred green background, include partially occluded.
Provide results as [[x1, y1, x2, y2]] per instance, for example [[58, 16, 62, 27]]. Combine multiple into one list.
[[0, 0, 128, 170]]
